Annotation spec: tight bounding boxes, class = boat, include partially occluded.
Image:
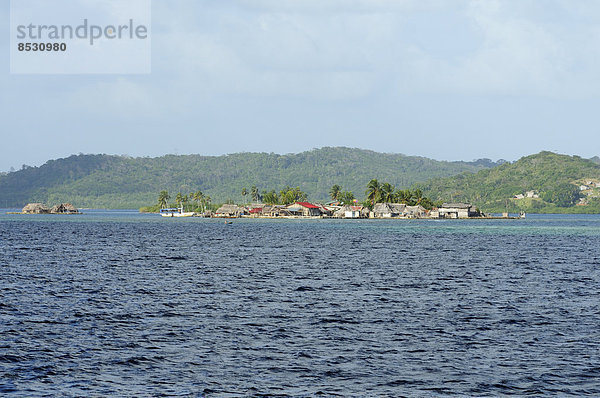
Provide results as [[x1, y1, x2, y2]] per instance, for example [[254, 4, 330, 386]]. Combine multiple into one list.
[[160, 207, 195, 217]]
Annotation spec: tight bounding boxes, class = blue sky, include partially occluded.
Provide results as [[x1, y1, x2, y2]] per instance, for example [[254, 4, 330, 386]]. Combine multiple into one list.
[[2, 0, 600, 171]]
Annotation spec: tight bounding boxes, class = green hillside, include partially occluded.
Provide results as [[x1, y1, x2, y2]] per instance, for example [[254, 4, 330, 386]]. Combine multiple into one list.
[[417, 152, 600, 213], [0, 147, 493, 209]]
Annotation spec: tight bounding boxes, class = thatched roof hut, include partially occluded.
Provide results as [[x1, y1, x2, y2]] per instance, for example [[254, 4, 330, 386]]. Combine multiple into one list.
[[215, 204, 245, 217], [373, 203, 410, 218], [22, 203, 50, 214], [333, 205, 350, 218], [405, 205, 427, 218], [50, 203, 79, 214], [360, 206, 370, 218], [261, 205, 292, 217], [373, 203, 394, 217]]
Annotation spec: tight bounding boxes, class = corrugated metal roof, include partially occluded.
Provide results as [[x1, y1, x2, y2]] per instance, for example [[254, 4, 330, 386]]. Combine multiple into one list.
[[296, 202, 319, 209]]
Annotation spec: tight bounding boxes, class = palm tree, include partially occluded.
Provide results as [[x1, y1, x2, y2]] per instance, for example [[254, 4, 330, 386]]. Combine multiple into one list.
[[381, 182, 395, 203], [413, 189, 424, 206], [251, 185, 259, 203], [175, 192, 183, 208], [194, 190, 204, 211], [158, 190, 170, 209], [339, 190, 355, 205], [395, 189, 412, 204], [365, 179, 381, 205], [329, 184, 341, 201], [241, 188, 248, 204], [263, 190, 279, 205]]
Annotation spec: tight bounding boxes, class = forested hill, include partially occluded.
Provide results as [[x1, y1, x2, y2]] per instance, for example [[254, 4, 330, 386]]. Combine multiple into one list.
[[417, 152, 600, 213], [0, 147, 494, 209]]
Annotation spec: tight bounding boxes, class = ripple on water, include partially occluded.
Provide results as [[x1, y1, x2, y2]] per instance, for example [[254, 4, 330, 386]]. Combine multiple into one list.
[[1, 215, 600, 395]]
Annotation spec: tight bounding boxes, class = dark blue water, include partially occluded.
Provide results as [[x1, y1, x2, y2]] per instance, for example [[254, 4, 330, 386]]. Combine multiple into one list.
[[1, 211, 599, 396]]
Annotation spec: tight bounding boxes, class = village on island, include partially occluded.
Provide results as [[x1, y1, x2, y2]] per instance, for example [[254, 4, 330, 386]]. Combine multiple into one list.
[[14, 200, 494, 219], [207, 201, 485, 219], [153, 181, 521, 220]]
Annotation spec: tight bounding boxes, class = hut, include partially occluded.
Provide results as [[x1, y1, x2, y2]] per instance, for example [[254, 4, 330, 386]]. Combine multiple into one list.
[[317, 204, 333, 217], [372, 203, 393, 218], [372, 203, 405, 218], [215, 204, 246, 218], [335, 205, 365, 219], [50, 203, 79, 214], [262, 205, 292, 217], [288, 202, 322, 217], [437, 203, 479, 218], [333, 205, 350, 218], [248, 207, 263, 217], [404, 205, 427, 218], [21, 203, 50, 214], [360, 206, 370, 218]]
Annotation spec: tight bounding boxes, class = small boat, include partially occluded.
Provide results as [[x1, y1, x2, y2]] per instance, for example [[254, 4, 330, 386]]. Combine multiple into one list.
[[160, 207, 195, 217]]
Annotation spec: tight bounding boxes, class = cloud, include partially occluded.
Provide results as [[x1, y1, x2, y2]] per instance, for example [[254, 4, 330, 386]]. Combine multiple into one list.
[[145, 0, 600, 101], [2, 0, 600, 171]]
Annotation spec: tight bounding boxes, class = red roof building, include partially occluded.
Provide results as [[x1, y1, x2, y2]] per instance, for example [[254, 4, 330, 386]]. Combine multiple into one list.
[[295, 202, 319, 209], [288, 202, 322, 216]]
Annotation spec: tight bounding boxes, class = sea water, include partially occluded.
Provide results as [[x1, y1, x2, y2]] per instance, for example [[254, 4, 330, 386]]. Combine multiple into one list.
[[1, 211, 599, 396]]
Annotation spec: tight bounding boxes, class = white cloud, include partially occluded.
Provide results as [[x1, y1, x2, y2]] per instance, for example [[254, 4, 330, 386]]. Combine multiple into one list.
[[2, 0, 600, 170], [145, 0, 600, 101]]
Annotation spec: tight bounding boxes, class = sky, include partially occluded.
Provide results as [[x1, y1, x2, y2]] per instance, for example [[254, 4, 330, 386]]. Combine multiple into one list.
[[2, 0, 600, 172]]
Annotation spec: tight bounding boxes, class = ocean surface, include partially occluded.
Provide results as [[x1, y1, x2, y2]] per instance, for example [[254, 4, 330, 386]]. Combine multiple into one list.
[[1, 210, 599, 396]]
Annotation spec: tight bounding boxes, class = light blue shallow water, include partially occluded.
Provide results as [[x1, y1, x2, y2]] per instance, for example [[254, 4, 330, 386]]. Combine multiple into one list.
[[1, 211, 599, 396]]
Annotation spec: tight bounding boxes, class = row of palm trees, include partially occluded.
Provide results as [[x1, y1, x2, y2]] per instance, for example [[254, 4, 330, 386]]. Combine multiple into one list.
[[158, 190, 212, 212], [328, 180, 435, 208], [239, 185, 308, 205], [365, 179, 434, 208], [329, 184, 356, 205], [157, 180, 435, 211], [240, 185, 261, 203]]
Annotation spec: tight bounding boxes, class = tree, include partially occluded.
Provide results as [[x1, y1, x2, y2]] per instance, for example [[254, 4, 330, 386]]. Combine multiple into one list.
[[194, 190, 204, 211], [381, 182, 395, 203], [241, 187, 248, 204], [365, 179, 381, 205], [279, 186, 307, 204], [339, 191, 355, 205], [251, 185, 259, 202], [175, 192, 183, 207], [158, 190, 170, 209], [419, 197, 435, 210], [541, 184, 581, 207], [263, 190, 279, 205], [412, 189, 424, 206], [395, 189, 412, 204], [329, 184, 342, 201]]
